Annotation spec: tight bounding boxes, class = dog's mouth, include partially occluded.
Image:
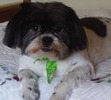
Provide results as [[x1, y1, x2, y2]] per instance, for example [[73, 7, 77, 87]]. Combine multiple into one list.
[[41, 47, 53, 52]]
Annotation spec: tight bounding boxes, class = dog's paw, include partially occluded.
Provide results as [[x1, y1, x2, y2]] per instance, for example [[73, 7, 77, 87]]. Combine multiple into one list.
[[50, 80, 70, 100], [22, 77, 40, 100], [67, 64, 94, 85], [22, 84, 40, 100], [19, 69, 40, 100], [50, 91, 70, 100], [50, 93, 64, 100], [50, 64, 94, 100]]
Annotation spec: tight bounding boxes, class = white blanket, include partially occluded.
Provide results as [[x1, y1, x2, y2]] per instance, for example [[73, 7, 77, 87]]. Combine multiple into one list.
[[0, 9, 111, 100]]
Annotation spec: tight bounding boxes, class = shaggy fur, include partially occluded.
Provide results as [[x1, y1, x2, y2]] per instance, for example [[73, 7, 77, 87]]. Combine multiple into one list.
[[3, 2, 111, 100]]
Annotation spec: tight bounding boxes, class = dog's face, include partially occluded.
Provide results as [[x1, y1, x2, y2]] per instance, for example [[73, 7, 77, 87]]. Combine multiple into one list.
[[3, 2, 87, 59]]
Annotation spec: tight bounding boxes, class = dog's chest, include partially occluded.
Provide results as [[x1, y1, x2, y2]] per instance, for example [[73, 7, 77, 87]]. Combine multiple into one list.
[[19, 55, 72, 76]]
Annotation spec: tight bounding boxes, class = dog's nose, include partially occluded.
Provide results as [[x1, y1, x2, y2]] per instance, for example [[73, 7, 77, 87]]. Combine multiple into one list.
[[42, 36, 53, 46]]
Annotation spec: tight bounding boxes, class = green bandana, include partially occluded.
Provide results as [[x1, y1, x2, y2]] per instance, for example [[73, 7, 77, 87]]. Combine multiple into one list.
[[34, 58, 57, 83]]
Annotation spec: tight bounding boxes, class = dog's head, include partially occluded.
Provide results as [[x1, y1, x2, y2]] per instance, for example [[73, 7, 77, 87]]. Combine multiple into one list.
[[3, 2, 87, 59]]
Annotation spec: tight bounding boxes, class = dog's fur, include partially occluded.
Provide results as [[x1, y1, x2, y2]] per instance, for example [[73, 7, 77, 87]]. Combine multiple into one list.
[[3, 2, 111, 100]]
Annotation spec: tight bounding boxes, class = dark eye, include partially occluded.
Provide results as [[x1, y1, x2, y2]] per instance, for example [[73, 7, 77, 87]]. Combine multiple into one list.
[[32, 25, 41, 32], [54, 26, 63, 33]]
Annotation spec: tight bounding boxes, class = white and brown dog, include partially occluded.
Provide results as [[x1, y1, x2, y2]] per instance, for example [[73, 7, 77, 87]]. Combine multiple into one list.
[[3, 2, 111, 100]]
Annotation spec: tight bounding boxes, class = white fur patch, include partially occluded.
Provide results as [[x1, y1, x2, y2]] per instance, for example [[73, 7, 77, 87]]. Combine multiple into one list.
[[19, 52, 94, 77], [19, 55, 72, 76]]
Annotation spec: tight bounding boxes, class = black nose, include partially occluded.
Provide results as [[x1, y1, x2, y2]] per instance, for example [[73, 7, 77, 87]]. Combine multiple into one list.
[[42, 36, 53, 46]]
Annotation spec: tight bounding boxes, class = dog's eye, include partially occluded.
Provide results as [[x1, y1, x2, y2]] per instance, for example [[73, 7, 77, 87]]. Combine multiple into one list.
[[32, 25, 41, 32], [54, 26, 63, 33]]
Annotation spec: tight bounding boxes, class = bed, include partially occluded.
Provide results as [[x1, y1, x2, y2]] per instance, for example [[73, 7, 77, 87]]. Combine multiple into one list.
[[0, 1, 111, 100]]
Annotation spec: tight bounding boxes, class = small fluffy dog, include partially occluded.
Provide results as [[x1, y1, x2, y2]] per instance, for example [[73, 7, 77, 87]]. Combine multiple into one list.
[[3, 2, 111, 100]]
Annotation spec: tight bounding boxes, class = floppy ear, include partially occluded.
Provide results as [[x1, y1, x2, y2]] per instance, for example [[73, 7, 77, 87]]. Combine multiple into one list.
[[66, 7, 87, 51], [3, 3, 33, 48]]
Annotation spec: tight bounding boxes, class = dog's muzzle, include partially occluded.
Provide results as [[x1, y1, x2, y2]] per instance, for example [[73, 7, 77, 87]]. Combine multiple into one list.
[[41, 36, 54, 52]]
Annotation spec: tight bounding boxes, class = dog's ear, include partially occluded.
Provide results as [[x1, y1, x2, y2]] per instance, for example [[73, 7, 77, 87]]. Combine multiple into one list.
[[66, 7, 87, 51], [3, 3, 33, 48]]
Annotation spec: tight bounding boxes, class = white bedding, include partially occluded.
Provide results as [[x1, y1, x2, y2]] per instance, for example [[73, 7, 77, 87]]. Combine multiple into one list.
[[0, 9, 111, 100]]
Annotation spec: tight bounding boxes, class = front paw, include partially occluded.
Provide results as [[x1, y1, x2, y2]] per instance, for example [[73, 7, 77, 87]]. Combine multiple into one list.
[[50, 92, 67, 100], [50, 93, 64, 100], [22, 85, 40, 100], [19, 69, 40, 100], [50, 64, 94, 100], [50, 81, 70, 100], [68, 64, 94, 84], [50, 92, 69, 100]]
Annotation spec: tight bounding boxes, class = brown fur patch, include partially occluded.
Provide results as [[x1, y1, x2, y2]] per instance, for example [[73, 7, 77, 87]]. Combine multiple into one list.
[[31, 48, 39, 53]]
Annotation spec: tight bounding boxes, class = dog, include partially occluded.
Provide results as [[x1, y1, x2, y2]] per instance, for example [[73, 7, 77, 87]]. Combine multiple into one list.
[[3, 1, 111, 100]]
